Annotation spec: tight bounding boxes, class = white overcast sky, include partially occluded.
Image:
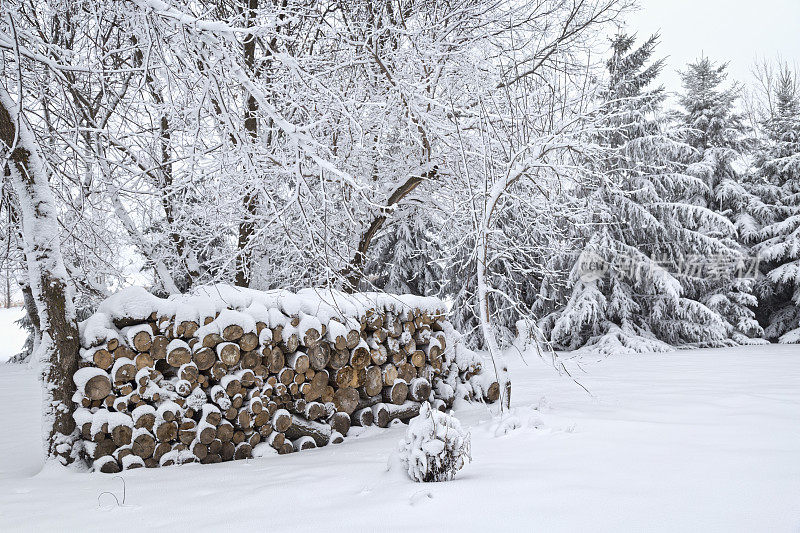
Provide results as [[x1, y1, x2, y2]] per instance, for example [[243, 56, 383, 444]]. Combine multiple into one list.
[[622, 0, 800, 95]]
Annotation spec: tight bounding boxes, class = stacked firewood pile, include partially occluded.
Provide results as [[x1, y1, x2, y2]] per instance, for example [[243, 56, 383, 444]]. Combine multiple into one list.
[[73, 286, 501, 473]]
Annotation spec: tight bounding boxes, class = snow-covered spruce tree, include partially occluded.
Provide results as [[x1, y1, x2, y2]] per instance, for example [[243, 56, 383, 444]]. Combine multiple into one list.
[[362, 204, 443, 296], [541, 34, 733, 354], [675, 57, 764, 344], [398, 402, 471, 483], [751, 64, 800, 342], [0, 87, 80, 464]]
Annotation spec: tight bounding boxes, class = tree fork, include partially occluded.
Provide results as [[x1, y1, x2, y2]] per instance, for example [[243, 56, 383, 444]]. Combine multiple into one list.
[[339, 167, 437, 292]]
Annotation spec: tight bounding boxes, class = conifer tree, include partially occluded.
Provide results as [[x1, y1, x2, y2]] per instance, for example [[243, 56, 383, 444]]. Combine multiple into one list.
[[364, 205, 442, 296], [752, 65, 800, 342], [675, 57, 765, 343], [542, 35, 734, 354]]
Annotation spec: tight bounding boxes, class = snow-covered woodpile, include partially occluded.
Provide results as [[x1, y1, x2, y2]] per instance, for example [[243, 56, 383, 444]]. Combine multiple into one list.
[[72, 285, 500, 472]]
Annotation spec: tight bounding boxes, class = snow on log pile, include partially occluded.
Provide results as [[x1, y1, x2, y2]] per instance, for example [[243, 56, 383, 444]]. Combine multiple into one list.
[[73, 285, 500, 472]]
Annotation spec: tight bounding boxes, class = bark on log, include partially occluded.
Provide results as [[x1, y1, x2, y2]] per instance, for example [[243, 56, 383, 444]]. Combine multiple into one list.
[[352, 407, 374, 427], [408, 377, 432, 402], [285, 415, 331, 447], [328, 411, 351, 436], [333, 387, 359, 415], [383, 380, 408, 405], [385, 400, 421, 423]]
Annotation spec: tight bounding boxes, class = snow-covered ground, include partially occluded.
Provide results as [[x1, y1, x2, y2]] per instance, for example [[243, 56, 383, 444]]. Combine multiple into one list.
[[1, 344, 798, 532], [0, 307, 25, 362]]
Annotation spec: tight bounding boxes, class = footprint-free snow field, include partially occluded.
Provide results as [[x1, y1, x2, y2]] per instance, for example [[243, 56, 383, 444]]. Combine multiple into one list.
[[0, 345, 798, 532]]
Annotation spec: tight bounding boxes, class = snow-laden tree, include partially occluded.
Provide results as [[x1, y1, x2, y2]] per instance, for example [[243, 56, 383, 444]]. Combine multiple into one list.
[[749, 62, 800, 342], [362, 204, 442, 296], [0, 2, 135, 304], [675, 57, 764, 344], [540, 35, 737, 354], [442, 195, 571, 348], [1, 86, 80, 464], [433, 0, 633, 361]]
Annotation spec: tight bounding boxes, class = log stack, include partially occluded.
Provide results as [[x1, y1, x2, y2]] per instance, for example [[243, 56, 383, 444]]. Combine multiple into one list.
[[73, 285, 501, 473]]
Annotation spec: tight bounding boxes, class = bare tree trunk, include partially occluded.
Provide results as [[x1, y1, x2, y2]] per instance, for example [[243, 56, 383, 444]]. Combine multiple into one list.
[[235, 0, 260, 288], [0, 87, 80, 464], [133, 36, 195, 289], [474, 167, 527, 412], [4, 266, 10, 308], [20, 281, 40, 351]]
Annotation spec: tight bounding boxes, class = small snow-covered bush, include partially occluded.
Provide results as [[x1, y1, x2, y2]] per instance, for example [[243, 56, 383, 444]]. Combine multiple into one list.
[[398, 402, 470, 482]]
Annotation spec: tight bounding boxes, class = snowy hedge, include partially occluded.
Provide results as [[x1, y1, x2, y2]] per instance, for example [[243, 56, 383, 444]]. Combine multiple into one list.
[[399, 402, 471, 482]]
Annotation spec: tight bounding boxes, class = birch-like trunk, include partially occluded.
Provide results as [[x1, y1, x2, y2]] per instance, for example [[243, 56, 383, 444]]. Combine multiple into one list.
[[477, 171, 519, 411]]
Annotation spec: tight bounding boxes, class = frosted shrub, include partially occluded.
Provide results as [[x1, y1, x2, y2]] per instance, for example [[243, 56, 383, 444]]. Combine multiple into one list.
[[398, 402, 470, 482]]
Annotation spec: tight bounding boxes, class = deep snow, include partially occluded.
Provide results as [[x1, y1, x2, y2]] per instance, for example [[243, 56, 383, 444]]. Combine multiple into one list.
[[1, 344, 798, 532]]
